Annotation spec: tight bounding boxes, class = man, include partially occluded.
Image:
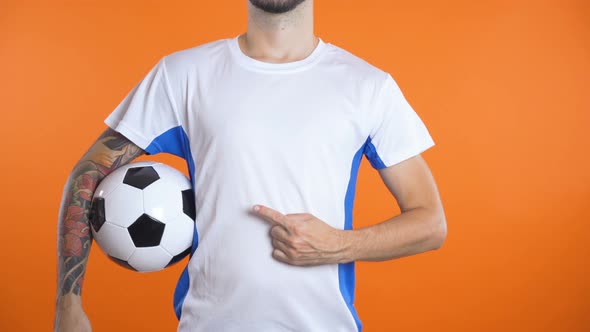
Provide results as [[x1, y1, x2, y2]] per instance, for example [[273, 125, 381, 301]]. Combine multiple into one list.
[[54, 0, 447, 331]]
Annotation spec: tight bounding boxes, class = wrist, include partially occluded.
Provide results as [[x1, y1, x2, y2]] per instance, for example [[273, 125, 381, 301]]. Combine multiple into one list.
[[335, 229, 363, 264]]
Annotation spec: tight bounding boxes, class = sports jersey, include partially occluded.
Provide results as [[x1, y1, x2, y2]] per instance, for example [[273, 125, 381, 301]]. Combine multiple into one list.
[[104, 34, 435, 332]]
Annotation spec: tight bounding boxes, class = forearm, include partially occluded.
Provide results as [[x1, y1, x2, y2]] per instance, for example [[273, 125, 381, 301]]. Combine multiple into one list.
[[55, 129, 143, 315], [340, 207, 446, 262], [56, 166, 97, 297]]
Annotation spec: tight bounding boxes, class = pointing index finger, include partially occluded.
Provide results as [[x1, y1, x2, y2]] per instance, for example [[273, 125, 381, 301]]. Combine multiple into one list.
[[253, 204, 288, 228]]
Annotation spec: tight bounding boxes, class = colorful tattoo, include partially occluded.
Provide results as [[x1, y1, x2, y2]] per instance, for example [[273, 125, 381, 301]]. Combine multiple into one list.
[[57, 128, 144, 296]]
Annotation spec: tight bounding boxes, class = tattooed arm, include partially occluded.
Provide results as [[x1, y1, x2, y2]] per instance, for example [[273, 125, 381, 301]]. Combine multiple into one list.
[[54, 128, 145, 332]]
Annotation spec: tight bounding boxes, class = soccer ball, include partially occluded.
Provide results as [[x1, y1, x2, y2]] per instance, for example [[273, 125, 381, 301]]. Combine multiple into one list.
[[89, 161, 195, 272]]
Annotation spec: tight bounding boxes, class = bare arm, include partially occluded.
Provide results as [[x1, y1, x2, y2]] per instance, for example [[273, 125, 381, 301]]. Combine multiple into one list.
[[54, 128, 144, 331], [341, 154, 447, 262]]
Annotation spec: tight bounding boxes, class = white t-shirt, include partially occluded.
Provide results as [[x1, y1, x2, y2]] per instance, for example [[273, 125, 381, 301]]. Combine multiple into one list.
[[104, 34, 435, 332]]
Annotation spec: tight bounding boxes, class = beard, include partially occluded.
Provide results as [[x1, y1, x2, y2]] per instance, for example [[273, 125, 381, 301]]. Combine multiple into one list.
[[248, 0, 307, 14]]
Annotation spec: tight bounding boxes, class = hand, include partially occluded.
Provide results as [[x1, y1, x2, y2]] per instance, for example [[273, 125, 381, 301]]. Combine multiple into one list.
[[252, 204, 348, 266], [54, 294, 92, 332]]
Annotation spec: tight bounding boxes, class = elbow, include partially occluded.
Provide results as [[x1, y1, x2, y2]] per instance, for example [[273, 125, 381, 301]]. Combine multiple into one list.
[[429, 210, 447, 250]]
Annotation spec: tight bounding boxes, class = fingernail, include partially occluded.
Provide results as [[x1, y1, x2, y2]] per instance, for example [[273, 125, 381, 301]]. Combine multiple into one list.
[[253, 205, 260, 212]]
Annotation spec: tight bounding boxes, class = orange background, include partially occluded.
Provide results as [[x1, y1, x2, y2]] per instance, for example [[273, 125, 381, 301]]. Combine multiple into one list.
[[1, 0, 589, 331]]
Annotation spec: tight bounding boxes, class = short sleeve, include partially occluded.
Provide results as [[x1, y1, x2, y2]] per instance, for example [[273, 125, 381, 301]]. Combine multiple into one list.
[[104, 56, 182, 156], [363, 73, 435, 169]]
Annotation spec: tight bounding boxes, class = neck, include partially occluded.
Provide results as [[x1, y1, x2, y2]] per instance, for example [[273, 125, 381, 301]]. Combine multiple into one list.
[[240, 0, 317, 64]]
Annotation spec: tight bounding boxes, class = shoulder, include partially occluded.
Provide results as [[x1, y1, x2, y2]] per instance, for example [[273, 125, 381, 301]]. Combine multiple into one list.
[[320, 40, 395, 110], [160, 37, 229, 80], [322, 40, 390, 87]]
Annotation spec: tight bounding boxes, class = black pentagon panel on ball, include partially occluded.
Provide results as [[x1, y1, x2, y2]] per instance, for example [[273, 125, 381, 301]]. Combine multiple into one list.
[[128, 214, 166, 247], [123, 166, 160, 190], [166, 247, 191, 267], [109, 256, 137, 271], [181, 189, 196, 220], [89, 197, 106, 232]]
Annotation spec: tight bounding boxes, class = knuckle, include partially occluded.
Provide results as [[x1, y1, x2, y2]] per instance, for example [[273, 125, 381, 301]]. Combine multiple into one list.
[[290, 239, 303, 249], [287, 248, 298, 259], [291, 224, 301, 235], [285, 237, 297, 247], [279, 227, 290, 239]]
